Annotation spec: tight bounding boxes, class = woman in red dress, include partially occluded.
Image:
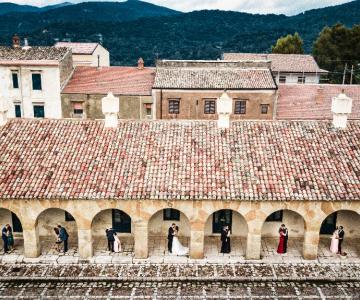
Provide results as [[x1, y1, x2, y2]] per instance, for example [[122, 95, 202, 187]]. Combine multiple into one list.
[[277, 225, 286, 254]]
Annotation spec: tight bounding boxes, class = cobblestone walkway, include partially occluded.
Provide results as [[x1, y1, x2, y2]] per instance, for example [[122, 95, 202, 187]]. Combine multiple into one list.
[[0, 281, 359, 299]]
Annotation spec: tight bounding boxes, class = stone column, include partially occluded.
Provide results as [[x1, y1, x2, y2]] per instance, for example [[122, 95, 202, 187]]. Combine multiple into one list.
[[190, 221, 205, 259], [303, 230, 320, 260], [23, 227, 40, 258], [134, 221, 148, 259], [78, 228, 93, 259], [246, 231, 261, 260]]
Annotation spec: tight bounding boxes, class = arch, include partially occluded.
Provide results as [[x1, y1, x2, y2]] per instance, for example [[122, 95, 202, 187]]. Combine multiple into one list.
[[148, 208, 191, 256], [261, 209, 306, 259], [318, 209, 360, 259], [0, 208, 24, 254], [91, 209, 133, 255], [35, 208, 78, 255], [204, 209, 248, 258]]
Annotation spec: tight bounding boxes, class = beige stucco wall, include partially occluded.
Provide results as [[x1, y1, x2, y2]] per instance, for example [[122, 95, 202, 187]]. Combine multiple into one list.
[[204, 211, 248, 236], [36, 208, 77, 237], [91, 209, 133, 237], [148, 210, 190, 237], [261, 210, 305, 237], [71, 45, 110, 67]]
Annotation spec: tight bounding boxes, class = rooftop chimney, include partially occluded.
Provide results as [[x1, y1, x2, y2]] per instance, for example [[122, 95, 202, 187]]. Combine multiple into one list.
[[137, 57, 144, 70], [102, 92, 119, 128], [22, 38, 31, 50], [217, 91, 232, 128], [0, 97, 8, 126], [12, 35, 20, 48], [331, 92, 353, 129]]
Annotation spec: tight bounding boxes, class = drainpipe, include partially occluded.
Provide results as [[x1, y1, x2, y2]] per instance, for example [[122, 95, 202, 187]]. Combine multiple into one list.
[[160, 89, 163, 119], [19, 66, 24, 117]]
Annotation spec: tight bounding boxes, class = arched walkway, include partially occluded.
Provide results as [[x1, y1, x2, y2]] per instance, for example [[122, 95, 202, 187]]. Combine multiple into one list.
[[318, 210, 360, 262], [148, 208, 190, 257], [204, 209, 247, 260], [91, 209, 134, 256], [36, 208, 78, 255], [0, 208, 24, 256], [261, 209, 305, 262]]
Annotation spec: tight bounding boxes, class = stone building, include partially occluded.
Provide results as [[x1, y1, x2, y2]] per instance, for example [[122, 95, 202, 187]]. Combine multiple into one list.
[[223, 53, 328, 84], [61, 59, 155, 119], [153, 60, 278, 120], [55, 42, 110, 67], [0, 91, 359, 261], [0, 36, 73, 119]]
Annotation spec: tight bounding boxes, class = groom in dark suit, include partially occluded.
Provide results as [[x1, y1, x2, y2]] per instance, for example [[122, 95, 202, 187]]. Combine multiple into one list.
[[167, 223, 175, 253], [338, 226, 345, 255]]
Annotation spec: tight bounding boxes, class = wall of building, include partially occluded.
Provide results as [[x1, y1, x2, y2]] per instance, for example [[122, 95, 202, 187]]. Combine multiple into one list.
[[0, 65, 62, 119], [154, 90, 276, 120], [261, 210, 305, 237], [204, 211, 248, 237], [36, 208, 77, 237], [92, 209, 133, 237], [148, 210, 191, 237], [274, 73, 320, 84], [71, 46, 110, 67], [336, 210, 360, 237], [61, 93, 153, 120], [59, 51, 74, 88]]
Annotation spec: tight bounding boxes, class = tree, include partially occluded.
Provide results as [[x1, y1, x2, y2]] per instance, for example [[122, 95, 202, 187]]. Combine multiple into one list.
[[313, 23, 360, 84], [271, 32, 304, 54]]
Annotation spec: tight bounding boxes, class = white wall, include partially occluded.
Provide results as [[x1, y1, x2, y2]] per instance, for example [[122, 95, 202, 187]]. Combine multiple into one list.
[[72, 45, 110, 67], [274, 73, 320, 84], [0, 65, 62, 119]]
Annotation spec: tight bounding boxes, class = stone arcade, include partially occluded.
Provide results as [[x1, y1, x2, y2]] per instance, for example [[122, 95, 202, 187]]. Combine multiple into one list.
[[0, 92, 359, 262]]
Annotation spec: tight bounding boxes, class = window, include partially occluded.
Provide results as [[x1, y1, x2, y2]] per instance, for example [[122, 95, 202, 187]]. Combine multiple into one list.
[[266, 210, 283, 222], [260, 104, 269, 114], [65, 212, 75, 222], [279, 75, 286, 83], [168, 99, 180, 114], [112, 209, 131, 233], [212, 210, 232, 234], [12, 72, 19, 89], [297, 76, 305, 84], [11, 213, 23, 233], [33, 105, 45, 118], [234, 100, 247, 114], [163, 209, 180, 221], [144, 103, 152, 118], [204, 99, 216, 114], [73, 102, 83, 117], [14, 104, 21, 118], [32, 73, 42, 90]]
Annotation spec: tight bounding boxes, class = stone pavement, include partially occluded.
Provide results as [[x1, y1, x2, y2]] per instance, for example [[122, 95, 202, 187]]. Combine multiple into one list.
[[0, 281, 359, 299], [1, 236, 359, 264]]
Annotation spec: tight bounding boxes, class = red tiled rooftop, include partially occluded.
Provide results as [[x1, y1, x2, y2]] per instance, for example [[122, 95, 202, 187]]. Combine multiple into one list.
[[277, 84, 360, 120], [55, 42, 99, 54], [223, 53, 327, 73], [62, 66, 155, 95], [0, 118, 359, 201]]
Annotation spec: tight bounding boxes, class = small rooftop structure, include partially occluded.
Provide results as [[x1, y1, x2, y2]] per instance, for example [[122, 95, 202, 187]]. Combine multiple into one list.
[[55, 42, 100, 55]]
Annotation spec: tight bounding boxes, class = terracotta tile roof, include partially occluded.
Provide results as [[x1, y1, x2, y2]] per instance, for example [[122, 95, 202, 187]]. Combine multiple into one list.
[[223, 53, 327, 73], [154, 62, 276, 90], [277, 84, 360, 120], [62, 66, 155, 95], [55, 42, 99, 55], [0, 118, 359, 201], [0, 46, 69, 65]]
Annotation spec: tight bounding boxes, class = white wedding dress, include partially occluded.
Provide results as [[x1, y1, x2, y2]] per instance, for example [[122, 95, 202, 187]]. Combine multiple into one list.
[[330, 230, 339, 254], [172, 235, 189, 256]]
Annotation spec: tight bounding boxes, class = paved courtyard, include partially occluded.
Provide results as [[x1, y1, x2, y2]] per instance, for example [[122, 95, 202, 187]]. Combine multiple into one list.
[[1, 236, 359, 264]]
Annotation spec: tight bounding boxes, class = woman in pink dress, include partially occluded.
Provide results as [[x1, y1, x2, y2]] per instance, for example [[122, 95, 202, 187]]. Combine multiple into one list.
[[330, 227, 339, 254]]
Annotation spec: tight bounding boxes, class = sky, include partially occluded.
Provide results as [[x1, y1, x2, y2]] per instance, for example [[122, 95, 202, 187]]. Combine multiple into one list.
[[1, 0, 353, 15]]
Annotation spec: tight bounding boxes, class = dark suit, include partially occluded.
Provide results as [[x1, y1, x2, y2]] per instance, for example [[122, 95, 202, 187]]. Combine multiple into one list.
[[2, 227, 8, 253], [338, 229, 345, 254], [220, 229, 229, 253], [283, 228, 288, 253], [168, 227, 174, 253], [106, 228, 115, 252]]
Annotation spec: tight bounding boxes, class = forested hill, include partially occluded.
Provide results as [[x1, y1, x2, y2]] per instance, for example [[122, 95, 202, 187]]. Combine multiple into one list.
[[0, 0, 359, 66]]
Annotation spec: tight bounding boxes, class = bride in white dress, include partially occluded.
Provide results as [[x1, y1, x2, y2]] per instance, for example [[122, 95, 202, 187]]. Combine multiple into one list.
[[172, 226, 189, 256], [330, 227, 339, 254]]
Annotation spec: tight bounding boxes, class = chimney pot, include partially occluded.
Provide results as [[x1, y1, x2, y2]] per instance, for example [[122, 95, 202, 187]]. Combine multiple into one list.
[[137, 57, 144, 70], [101, 92, 119, 128], [22, 38, 31, 50], [217, 91, 233, 128], [331, 92, 353, 129], [12, 35, 20, 48]]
